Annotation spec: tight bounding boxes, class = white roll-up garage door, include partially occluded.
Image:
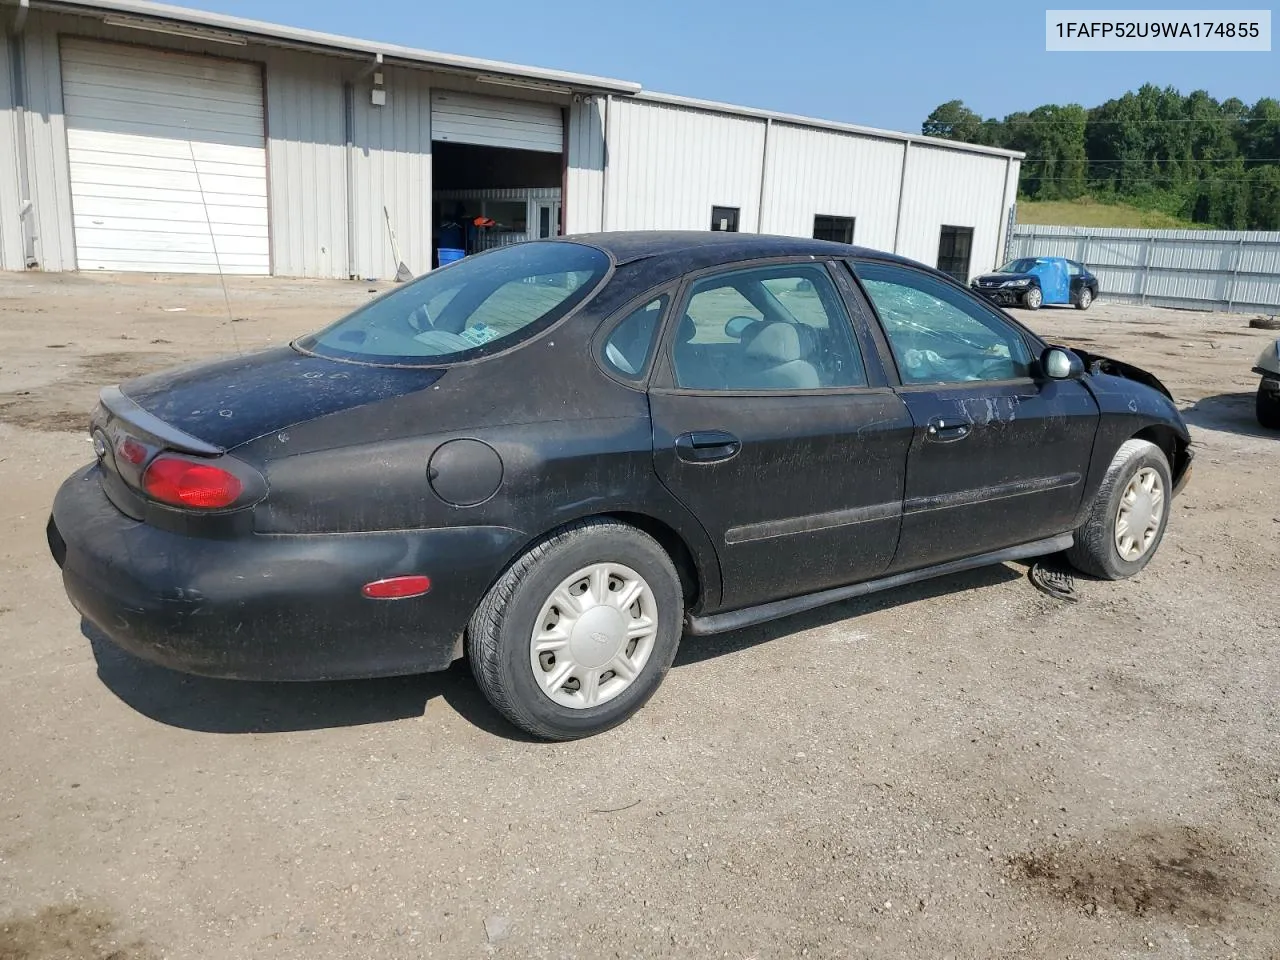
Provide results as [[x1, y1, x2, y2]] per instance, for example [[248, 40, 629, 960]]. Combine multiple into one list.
[[60, 38, 270, 274], [431, 90, 563, 153]]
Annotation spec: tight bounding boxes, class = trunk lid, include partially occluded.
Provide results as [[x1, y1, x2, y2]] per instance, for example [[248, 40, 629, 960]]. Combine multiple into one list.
[[115, 346, 445, 451]]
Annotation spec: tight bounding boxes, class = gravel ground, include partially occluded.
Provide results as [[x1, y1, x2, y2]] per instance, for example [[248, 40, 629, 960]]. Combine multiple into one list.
[[0, 272, 1277, 960]]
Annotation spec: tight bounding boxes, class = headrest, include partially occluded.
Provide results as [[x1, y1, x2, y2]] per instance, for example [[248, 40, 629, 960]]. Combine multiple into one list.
[[678, 315, 697, 343], [745, 322, 803, 364]]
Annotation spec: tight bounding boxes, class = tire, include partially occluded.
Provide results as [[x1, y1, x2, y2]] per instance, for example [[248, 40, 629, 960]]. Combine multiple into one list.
[[1023, 287, 1043, 310], [1075, 288, 1093, 311], [1066, 439, 1172, 580], [466, 519, 684, 741], [1258, 381, 1280, 430]]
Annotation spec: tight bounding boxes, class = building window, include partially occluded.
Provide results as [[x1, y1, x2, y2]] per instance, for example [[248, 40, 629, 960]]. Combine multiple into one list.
[[937, 225, 974, 283], [710, 206, 740, 232], [813, 215, 855, 245]]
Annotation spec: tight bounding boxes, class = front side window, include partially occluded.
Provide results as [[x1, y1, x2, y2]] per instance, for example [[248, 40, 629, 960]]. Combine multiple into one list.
[[671, 262, 866, 392], [297, 241, 610, 366], [855, 260, 1032, 385]]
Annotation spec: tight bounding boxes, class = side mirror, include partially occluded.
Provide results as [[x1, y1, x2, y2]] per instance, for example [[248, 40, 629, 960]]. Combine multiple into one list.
[[1041, 346, 1085, 380], [724, 316, 755, 340]]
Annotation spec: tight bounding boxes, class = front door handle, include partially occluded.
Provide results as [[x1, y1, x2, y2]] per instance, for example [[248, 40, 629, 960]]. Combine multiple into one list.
[[674, 430, 741, 463], [925, 417, 971, 443]]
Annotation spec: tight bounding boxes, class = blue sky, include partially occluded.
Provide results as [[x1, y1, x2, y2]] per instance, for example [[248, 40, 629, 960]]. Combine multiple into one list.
[[198, 0, 1275, 130]]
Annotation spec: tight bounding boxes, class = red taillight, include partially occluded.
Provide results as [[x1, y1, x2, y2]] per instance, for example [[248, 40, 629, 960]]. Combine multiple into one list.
[[362, 576, 432, 600], [142, 456, 243, 509]]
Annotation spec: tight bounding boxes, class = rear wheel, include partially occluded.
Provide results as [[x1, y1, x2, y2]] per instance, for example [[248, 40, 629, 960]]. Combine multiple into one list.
[[1023, 287, 1043, 310], [1258, 381, 1280, 430], [1075, 288, 1093, 310], [466, 519, 683, 740], [1067, 439, 1171, 580]]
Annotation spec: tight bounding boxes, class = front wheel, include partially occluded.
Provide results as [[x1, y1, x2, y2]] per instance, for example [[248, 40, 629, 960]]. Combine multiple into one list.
[[1066, 439, 1172, 580], [1258, 381, 1280, 430], [1022, 287, 1043, 310], [466, 519, 684, 740], [1075, 288, 1093, 310]]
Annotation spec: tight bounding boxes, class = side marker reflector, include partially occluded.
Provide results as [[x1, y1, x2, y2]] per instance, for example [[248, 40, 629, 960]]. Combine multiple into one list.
[[362, 575, 432, 600]]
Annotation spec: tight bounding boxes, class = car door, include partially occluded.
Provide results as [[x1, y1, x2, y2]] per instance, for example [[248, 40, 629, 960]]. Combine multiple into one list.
[[847, 258, 1101, 573], [647, 259, 914, 611], [1066, 260, 1086, 302]]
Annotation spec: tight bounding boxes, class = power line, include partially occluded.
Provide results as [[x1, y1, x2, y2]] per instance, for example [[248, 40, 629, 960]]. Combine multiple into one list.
[[1020, 157, 1280, 163], [932, 118, 1270, 125]]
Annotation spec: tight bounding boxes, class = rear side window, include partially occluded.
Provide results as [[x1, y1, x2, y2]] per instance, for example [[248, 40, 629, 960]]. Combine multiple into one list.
[[602, 295, 668, 378], [297, 241, 610, 367], [671, 262, 867, 392]]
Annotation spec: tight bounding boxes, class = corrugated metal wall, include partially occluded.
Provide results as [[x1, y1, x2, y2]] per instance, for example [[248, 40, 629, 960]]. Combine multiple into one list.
[[0, 10, 1019, 280], [264, 52, 347, 278], [0, 36, 24, 271], [5, 10, 428, 280], [1009, 225, 1280, 313], [759, 123, 904, 251], [565, 96, 604, 235], [20, 17, 77, 272], [603, 98, 766, 232], [896, 144, 1012, 280], [349, 66, 431, 281]]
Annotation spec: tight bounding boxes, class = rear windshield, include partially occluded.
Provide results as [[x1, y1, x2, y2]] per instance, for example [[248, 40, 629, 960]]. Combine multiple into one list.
[[296, 241, 610, 366]]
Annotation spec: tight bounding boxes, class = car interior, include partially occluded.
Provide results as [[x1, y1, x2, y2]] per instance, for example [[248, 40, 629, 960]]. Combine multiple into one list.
[[669, 267, 867, 391]]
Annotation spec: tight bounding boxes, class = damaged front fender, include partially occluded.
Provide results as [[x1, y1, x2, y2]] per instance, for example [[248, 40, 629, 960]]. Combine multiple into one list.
[[1071, 347, 1175, 402]]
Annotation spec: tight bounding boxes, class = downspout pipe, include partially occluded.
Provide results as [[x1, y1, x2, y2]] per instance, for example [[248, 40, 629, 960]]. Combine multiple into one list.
[[10, 0, 36, 268]]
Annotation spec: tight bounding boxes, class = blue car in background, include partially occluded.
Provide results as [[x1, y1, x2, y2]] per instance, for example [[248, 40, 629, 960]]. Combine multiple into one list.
[[971, 256, 1099, 312]]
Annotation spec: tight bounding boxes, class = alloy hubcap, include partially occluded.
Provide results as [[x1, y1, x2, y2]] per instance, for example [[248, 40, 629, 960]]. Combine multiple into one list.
[[530, 563, 658, 709], [1081, 290, 1091, 307], [1114, 467, 1165, 561]]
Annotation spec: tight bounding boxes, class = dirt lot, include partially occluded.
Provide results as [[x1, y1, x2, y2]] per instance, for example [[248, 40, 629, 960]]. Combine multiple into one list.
[[0, 271, 1277, 960]]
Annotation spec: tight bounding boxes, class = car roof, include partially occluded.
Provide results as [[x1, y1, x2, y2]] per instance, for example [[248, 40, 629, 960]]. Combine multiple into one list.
[[559, 230, 921, 269]]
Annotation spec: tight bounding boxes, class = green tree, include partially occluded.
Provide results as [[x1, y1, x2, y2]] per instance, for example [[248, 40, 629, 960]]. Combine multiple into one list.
[[921, 100, 983, 141], [1246, 166, 1280, 229]]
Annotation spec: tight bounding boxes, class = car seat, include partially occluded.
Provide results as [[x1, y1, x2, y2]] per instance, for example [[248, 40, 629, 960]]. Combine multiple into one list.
[[739, 322, 820, 389]]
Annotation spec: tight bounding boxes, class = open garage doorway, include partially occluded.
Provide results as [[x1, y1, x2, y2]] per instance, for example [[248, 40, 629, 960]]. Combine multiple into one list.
[[430, 91, 566, 268]]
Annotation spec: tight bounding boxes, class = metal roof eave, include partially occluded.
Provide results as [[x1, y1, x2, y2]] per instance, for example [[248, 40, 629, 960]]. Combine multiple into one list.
[[636, 91, 1027, 161], [26, 0, 644, 95]]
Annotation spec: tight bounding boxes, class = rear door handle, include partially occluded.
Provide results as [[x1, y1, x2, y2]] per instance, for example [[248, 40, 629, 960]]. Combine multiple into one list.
[[925, 417, 971, 443], [674, 430, 741, 463]]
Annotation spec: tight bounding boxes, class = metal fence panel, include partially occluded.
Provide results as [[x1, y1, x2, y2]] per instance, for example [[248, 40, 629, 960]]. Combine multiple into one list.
[[1009, 225, 1280, 314]]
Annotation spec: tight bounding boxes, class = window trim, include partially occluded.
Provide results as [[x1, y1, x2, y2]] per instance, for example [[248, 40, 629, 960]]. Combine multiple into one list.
[[590, 284, 677, 388], [650, 255, 884, 398], [844, 257, 1049, 389]]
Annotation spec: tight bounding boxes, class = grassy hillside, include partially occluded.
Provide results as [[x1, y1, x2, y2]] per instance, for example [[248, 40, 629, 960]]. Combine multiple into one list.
[[1015, 197, 1209, 230]]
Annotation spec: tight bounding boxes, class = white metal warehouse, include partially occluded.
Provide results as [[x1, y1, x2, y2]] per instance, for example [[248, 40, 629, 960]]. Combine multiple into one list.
[[0, 0, 1023, 282]]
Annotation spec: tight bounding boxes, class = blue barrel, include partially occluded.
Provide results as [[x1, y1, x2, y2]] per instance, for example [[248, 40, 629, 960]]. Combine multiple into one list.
[[437, 247, 465, 267]]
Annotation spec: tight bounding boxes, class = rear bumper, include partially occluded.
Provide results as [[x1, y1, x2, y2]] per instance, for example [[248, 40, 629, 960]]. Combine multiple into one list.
[[50, 464, 523, 681]]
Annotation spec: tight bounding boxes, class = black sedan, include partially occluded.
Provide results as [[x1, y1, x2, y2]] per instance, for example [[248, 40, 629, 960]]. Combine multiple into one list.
[[48, 233, 1192, 740], [971, 256, 1099, 311]]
